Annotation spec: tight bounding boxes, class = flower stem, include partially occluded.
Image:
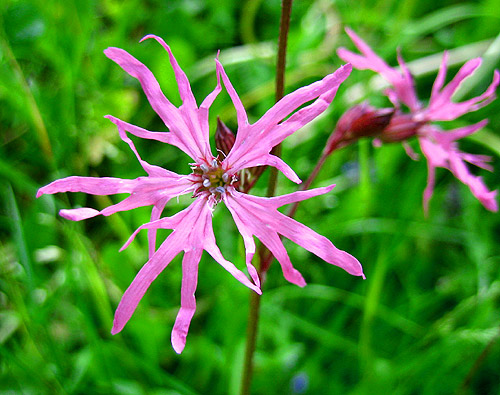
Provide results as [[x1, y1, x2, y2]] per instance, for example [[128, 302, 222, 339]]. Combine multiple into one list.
[[240, 1, 293, 394], [240, 267, 262, 395], [267, 0, 292, 198]]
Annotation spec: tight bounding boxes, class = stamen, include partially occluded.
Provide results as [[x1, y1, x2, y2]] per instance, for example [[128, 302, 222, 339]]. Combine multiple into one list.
[[211, 159, 218, 167], [203, 178, 211, 187], [222, 173, 229, 183], [200, 164, 209, 172], [215, 186, 226, 194]]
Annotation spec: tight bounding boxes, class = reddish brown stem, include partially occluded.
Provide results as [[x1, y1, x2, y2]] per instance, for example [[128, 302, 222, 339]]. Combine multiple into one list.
[[240, 1, 293, 394]]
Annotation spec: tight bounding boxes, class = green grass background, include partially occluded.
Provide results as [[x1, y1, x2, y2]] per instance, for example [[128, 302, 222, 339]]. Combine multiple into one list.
[[1, 0, 499, 394]]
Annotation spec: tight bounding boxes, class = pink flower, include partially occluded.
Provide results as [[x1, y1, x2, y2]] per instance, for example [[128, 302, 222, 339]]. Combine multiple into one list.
[[37, 35, 364, 353], [338, 28, 499, 213]]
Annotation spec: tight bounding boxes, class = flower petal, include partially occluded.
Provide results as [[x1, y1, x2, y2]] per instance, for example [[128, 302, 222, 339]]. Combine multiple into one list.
[[171, 248, 202, 354], [60, 208, 100, 221], [430, 51, 448, 103], [215, 59, 249, 129], [200, 209, 261, 292], [37, 176, 138, 198], [224, 187, 365, 282], [426, 60, 499, 121], [226, 196, 306, 286], [439, 120, 488, 143], [140, 35, 197, 109], [223, 65, 351, 179], [141, 35, 215, 160], [419, 134, 498, 212], [338, 27, 419, 111], [111, 230, 183, 335], [114, 195, 261, 347], [105, 115, 184, 154], [148, 198, 169, 258], [104, 46, 207, 161]]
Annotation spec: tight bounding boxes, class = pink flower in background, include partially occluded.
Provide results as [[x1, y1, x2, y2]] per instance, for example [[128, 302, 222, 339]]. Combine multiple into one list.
[[38, 35, 364, 353], [338, 27, 499, 213]]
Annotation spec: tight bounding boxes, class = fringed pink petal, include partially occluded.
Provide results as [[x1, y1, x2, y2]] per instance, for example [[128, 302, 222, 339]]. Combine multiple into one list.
[[201, 210, 261, 292], [37, 176, 138, 198], [111, 232, 183, 335], [439, 120, 488, 143], [430, 52, 449, 103], [147, 197, 170, 258], [338, 28, 418, 110], [419, 135, 498, 212], [38, 173, 191, 223], [224, 65, 350, 180], [266, 184, 336, 207], [239, 187, 364, 278], [215, 59, 249, 129], [104, 47, 205, 161], [119, 204, 194, 252], [422, 160, 436, 217], [258, 230, 307, 287], [171, 248, 202, 354], [224, 188, 364, 282], [461, 152, 494, 171], [252, 65, 351, 134], [199, 60, 222, 145], [105, 115, 184, 157], [252, 69, 350, 149], [59, 208, 100, 221], [448, 154, 498, 212], [226, 195, 306, 286], [270, 211, 364, 278], [229, 154, 301, 184], [221, 205, 261, 288], [426, 63, 499, 121], [141, 35, 197, 108], [402, 141, 420, 161], [396, 49, 420, 111], [141, 35, 214, 160], [432, 58, 482, 106]]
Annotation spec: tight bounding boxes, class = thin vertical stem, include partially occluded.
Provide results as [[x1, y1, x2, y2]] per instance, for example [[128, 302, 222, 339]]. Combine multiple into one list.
[[274, 0, 292, 103], [240, 275, 262, 395], [240, 2, 293, 394]]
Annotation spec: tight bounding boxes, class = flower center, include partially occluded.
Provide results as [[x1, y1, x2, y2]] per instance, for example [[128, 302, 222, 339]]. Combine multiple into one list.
[[191, 158, 236, 201]]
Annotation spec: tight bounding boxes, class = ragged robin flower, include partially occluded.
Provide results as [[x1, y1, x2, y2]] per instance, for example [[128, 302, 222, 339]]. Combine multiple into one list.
[[337, 28, 499, 213], [37, 35, 364, 353]]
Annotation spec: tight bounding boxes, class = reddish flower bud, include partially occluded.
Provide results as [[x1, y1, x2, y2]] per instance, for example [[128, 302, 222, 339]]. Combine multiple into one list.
[[379, 113, 423, 143], [215, 117, 236, 156], [324, 103, 394, 154]]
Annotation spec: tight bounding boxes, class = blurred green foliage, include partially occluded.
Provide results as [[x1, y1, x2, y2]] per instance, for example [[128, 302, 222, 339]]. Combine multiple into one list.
[[1, 0, 499, 394]]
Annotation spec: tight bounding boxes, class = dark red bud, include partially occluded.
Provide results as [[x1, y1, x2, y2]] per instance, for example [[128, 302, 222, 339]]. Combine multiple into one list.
[[215, 117, 236, 156], [380, 114, 423, 143], [325, 103, 394, 154]]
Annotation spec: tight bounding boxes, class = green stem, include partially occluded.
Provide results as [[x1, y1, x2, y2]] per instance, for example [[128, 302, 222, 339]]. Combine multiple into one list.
[[240, 272, 263, 395], [240, 1, 293, 394]]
